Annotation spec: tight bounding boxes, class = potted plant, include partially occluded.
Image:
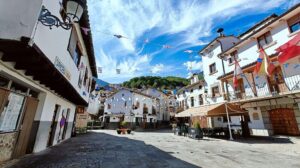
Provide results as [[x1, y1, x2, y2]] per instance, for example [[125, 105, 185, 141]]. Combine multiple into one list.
[[127, 129, 131, 134], [116, 129, 121, 134], [120, 121, 127, 128], [194, 122, 203, 139]]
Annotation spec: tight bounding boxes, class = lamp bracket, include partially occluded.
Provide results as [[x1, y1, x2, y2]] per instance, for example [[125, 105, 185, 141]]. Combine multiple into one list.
[[38, 6, 72, 30]]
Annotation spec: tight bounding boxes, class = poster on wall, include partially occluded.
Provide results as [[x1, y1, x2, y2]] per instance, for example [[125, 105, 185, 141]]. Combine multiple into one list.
[[0, 93, 25, 131]]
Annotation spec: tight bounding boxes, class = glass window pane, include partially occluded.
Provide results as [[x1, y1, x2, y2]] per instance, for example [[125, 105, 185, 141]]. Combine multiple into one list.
[[266, 33, 273, 44], [0, 93, 25, 132], [290, 23, 300, 33]]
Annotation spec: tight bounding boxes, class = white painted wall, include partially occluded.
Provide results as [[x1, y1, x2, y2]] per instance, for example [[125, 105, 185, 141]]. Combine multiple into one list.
[[0, 60, 76, 153], [223, 17, 300, 97], [0, 0, 42, 40], [104, 89, 158, 123], [202, 44, 225, 105]]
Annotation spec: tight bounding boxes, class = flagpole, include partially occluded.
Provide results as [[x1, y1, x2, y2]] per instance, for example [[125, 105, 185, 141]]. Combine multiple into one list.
[[225, 102, 233, 140], [281, 64, 291, 91]]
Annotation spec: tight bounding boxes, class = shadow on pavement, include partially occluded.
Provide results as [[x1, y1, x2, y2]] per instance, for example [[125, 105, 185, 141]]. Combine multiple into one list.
[[203, 135, 295, 144], [5, 132, 200, 168]]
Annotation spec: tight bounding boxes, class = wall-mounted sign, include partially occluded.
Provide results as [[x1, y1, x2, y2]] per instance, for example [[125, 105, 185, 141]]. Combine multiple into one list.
[[54, 57, 71, 81]]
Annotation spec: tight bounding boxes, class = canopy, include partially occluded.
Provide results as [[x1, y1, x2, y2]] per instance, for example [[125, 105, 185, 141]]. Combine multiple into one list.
[[175, 103, 247, 118]]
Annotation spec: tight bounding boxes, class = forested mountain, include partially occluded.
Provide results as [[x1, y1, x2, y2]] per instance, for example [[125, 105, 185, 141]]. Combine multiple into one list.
[[122, 76, 189, 90]]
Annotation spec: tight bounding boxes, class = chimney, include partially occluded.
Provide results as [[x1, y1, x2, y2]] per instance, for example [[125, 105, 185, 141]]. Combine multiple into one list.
[[217, 28, 224, 37]]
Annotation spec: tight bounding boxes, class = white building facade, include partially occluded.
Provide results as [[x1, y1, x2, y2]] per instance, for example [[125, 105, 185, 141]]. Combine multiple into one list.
[[219, 5, 300, 136], [104, 89, 158, 129], [0, 0, 97, 162]]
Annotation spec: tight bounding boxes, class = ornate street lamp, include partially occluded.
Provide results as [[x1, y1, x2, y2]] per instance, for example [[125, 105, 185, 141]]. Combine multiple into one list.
[[38, 0, 86, 30]]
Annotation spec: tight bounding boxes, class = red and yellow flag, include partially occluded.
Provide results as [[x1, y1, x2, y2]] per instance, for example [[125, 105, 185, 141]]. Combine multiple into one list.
[[254, 48, 275, 76]]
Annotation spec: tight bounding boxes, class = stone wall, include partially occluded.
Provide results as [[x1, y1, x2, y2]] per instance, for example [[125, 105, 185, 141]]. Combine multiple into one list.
[[0, 132, 18, 162]]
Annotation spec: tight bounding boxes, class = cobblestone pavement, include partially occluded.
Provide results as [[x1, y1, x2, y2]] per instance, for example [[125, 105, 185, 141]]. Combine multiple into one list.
[[3, 130, 300, 168]]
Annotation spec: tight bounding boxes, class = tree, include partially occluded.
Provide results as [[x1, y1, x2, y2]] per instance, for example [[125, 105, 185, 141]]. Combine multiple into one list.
[[122, 76, 189, 90]]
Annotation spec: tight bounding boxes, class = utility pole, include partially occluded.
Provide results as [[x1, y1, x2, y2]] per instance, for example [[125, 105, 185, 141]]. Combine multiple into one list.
[[225, 102, 233, 140]]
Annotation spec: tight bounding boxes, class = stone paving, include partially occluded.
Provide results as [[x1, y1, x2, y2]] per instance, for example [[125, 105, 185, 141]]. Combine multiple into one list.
[[3, 130, 300, 168]]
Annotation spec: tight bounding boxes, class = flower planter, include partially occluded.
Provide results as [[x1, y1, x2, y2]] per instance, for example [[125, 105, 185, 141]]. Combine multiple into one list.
[[117, 129, 121, 134], [127, 129, 131, 134]]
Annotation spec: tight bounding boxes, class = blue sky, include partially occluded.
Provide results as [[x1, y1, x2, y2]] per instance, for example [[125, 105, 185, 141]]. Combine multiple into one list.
[[87, 0, 299, 84]]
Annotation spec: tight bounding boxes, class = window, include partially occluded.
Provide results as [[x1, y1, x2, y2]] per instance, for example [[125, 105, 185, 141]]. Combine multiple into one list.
[[288, 14, 300, 33], [257, 31, 272, 47], [228, 51, 238, 64], [252, 112, 260, 120], [83, 68, 88, 87], [223, 116, 231, 123], [212, 86, 220, 97], [107, 104, 111, 109], [124, 101, 127, 107], [199, 85, 202, 90], [209, 63, 217, 74], [135, 101, 140, 109], [0, 92, 25, 132], [199, 94, 203, 105], [190, 97, 194, 107], [191, 89, 193, 93], [143, 104, 148, 114], [68, 28, 82, 67]]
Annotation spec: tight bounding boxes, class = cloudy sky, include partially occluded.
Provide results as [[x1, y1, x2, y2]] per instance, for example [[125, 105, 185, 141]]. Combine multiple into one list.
[[87, 0, 299, 84]]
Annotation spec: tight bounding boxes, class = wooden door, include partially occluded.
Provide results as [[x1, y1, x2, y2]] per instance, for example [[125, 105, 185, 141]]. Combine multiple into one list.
[[269, 108, 300, 136], [0, 88, 10, 115], [13, 97, 39, 158]]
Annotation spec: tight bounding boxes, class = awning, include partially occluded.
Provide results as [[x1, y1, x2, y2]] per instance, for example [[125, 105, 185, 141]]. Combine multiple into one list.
[[175, 103, 247, 118], [175, 107, 201, 117], [206, 103, 247, 117]]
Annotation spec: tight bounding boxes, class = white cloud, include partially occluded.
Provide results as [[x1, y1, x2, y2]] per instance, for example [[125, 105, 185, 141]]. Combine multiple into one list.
[[183, 61, 203, 71], [151, 64, 164, 74], [88, 0, 289, 83]]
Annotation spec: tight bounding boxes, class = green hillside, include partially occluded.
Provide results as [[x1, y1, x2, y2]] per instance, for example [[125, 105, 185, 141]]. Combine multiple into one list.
[[122, 76, 189, 90]]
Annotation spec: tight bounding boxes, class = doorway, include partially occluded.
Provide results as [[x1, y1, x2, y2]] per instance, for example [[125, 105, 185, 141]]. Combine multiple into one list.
[[62, 109, 70, 140], [269, 108, 300, 136], [47, 105, 60, 147], [13, 97, 39, 158]]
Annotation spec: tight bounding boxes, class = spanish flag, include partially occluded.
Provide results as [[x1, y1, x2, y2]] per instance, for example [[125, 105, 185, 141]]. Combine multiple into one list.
[[254, 48, 275, 76]]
